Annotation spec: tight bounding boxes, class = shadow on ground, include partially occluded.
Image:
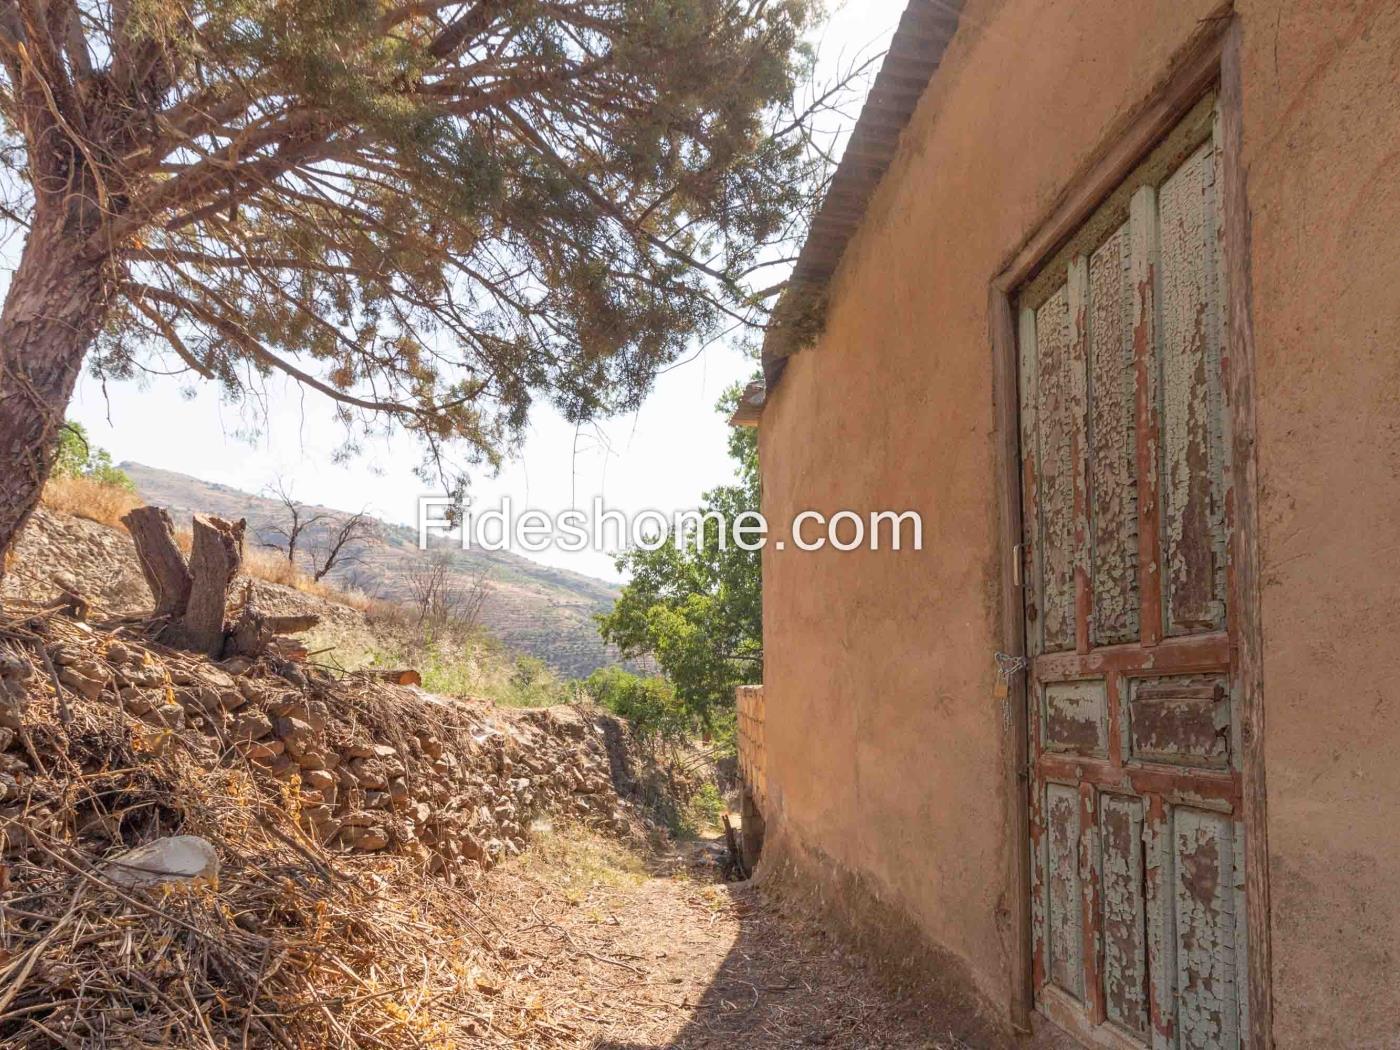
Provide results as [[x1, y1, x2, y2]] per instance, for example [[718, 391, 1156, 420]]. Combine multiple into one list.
[[592, 879, 984, 1050]]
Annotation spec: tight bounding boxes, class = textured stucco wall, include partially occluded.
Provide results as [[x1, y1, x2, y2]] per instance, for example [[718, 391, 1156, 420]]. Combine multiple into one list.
[[1233, 2, 1400, 1044], [757, 0, 1400, 1044]]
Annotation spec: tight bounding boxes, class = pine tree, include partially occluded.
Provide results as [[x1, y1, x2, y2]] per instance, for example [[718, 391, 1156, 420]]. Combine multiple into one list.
[[0, 0, 823, 570]]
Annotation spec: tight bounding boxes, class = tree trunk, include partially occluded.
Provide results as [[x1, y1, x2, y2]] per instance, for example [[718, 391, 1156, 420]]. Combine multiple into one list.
[[121, 507, 193, 616], [0, 219, 115, 578], [182, 515, 245, 655]]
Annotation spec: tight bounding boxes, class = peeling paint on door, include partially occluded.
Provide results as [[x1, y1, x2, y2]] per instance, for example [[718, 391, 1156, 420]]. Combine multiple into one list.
[[1035, 286, 1080, 653], [1101, 794, 1149, 1037], [1129, 675, 1231, 769], [1047, 783, 1085, 999], [1088, 223, 1140, 647], [1159, 140, 1227, 636], [1017, 95, 1247, 1050], [1173, 810, 1242, 1050], [1044, 679, 1109, 756]]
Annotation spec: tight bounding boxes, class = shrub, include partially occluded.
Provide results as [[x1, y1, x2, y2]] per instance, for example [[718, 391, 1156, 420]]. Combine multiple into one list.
[[683, 782, 726, 833], [583, 667, 692, 744], [52, 422, 135, 491], [332, 605, 569, 708]]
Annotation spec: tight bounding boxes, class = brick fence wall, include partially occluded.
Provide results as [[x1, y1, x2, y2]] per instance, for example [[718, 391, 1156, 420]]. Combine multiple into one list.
[[736, 684, 766, 812]]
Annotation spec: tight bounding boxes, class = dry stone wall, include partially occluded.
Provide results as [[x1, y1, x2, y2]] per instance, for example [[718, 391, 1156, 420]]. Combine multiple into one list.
[[1, 614, 649, 876]]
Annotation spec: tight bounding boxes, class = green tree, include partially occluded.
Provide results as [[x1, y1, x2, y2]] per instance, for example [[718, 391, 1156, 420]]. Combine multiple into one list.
[[52, 422, 135, 491], [0, 0, 827, 575], [598, 382, 760, 727]]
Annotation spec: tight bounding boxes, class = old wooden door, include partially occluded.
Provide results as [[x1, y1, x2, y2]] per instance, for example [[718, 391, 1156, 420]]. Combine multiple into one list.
[[1016, 96, 1249, 1050]]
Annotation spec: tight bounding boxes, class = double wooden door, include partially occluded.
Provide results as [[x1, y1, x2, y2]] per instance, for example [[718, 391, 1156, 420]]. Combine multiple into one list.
[[1016, 95, 1249, 1050]]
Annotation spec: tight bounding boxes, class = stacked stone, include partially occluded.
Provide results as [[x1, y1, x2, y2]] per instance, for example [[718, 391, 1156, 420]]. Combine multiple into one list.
[[0, 627, 645, 876]]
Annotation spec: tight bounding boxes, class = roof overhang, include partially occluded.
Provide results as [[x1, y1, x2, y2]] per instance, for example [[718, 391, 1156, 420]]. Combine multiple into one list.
[[760, 1, 964, 391], [728, 380, 766, 427]]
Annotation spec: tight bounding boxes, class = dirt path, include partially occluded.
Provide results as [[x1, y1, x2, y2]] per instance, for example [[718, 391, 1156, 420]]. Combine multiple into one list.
[[466, 829, 974, 1049]]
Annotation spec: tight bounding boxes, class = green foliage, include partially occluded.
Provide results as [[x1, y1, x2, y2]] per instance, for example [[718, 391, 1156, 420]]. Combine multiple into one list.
[[52, 423, 135, 491], [317, 611, 571, 708], [0, 0, 829, 496], [403, 648, 571, 709], [584, 667, 692, 743], [683, 782, 727, 835], [597, 383, 761, 728], [502, 655, 575, 709]]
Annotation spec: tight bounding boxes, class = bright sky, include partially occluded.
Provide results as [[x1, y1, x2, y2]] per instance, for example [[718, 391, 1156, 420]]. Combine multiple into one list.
[[59, 0, 911, 582]]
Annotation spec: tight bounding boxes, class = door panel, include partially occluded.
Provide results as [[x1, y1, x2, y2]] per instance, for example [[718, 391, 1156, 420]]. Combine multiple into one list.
[[1018, 95, 1249, 1049], [1086, 223, 1139, 647], [1127, 674, 1231, 769], [1043, 680, 1108, 757], [1045, 783, 1087, 999], [1100, 794, 1149, 1037], [1158, 140, 1228, 636], [1032, 284, 1082, 654], [1172, 808, 1242, 1050]]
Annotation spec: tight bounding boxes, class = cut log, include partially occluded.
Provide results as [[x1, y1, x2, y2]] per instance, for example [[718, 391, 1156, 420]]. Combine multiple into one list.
[[181, 515, 245, 656], [121, 507, 192, 617], [226, 603, 321, 659], [272, 640, 310, 662]]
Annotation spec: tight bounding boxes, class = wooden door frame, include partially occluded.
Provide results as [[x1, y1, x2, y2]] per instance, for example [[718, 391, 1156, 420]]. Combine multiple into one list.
[[988, 15, 1272, 1046]]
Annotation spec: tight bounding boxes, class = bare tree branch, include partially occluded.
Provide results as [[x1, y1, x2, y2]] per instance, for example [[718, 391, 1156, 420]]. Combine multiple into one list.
[[309, 509, 379, 582]]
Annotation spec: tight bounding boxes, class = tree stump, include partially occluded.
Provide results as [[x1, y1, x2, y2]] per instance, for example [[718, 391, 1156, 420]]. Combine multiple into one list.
[[121, 507, 192, 617], [182, 515, 245, 655], [122, 507, 319, 658]]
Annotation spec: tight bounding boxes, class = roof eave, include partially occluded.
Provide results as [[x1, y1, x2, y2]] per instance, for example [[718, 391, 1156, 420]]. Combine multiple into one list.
[[760, 1, 965, 391]]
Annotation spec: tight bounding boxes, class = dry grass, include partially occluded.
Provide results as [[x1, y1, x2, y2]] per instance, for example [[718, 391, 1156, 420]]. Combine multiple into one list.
[[170, 525, 373, 611], [42, 475, 372, 611], [40, 475, 142, 529], [242, 544, 325, 593], [0, 616, 494, 1048], [516, 823, 649, 901], [331, 587, 374, 613], [0, 611, 605, 1049]]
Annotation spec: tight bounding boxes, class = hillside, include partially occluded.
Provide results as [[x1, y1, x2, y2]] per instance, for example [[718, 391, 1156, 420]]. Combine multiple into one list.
[[122, 463, 631, 678]]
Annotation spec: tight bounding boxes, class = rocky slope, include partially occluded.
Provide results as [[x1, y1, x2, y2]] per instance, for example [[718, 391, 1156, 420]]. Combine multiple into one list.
[[2, 504, 366, 634], [123, 462, 635, 677], [2, 506, 151, 615]]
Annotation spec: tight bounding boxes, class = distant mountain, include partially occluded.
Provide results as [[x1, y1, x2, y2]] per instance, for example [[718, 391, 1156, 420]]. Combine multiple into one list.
[[121, 462, 633, 678]]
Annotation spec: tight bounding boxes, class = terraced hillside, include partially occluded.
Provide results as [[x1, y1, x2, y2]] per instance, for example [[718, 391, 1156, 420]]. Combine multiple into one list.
[[122, 463, 633, 677]]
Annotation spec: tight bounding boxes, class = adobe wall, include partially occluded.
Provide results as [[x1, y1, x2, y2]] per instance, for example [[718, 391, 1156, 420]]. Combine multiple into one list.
[[757, 0, 1400, 1044], [1231, 2, 1400, 1043]]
